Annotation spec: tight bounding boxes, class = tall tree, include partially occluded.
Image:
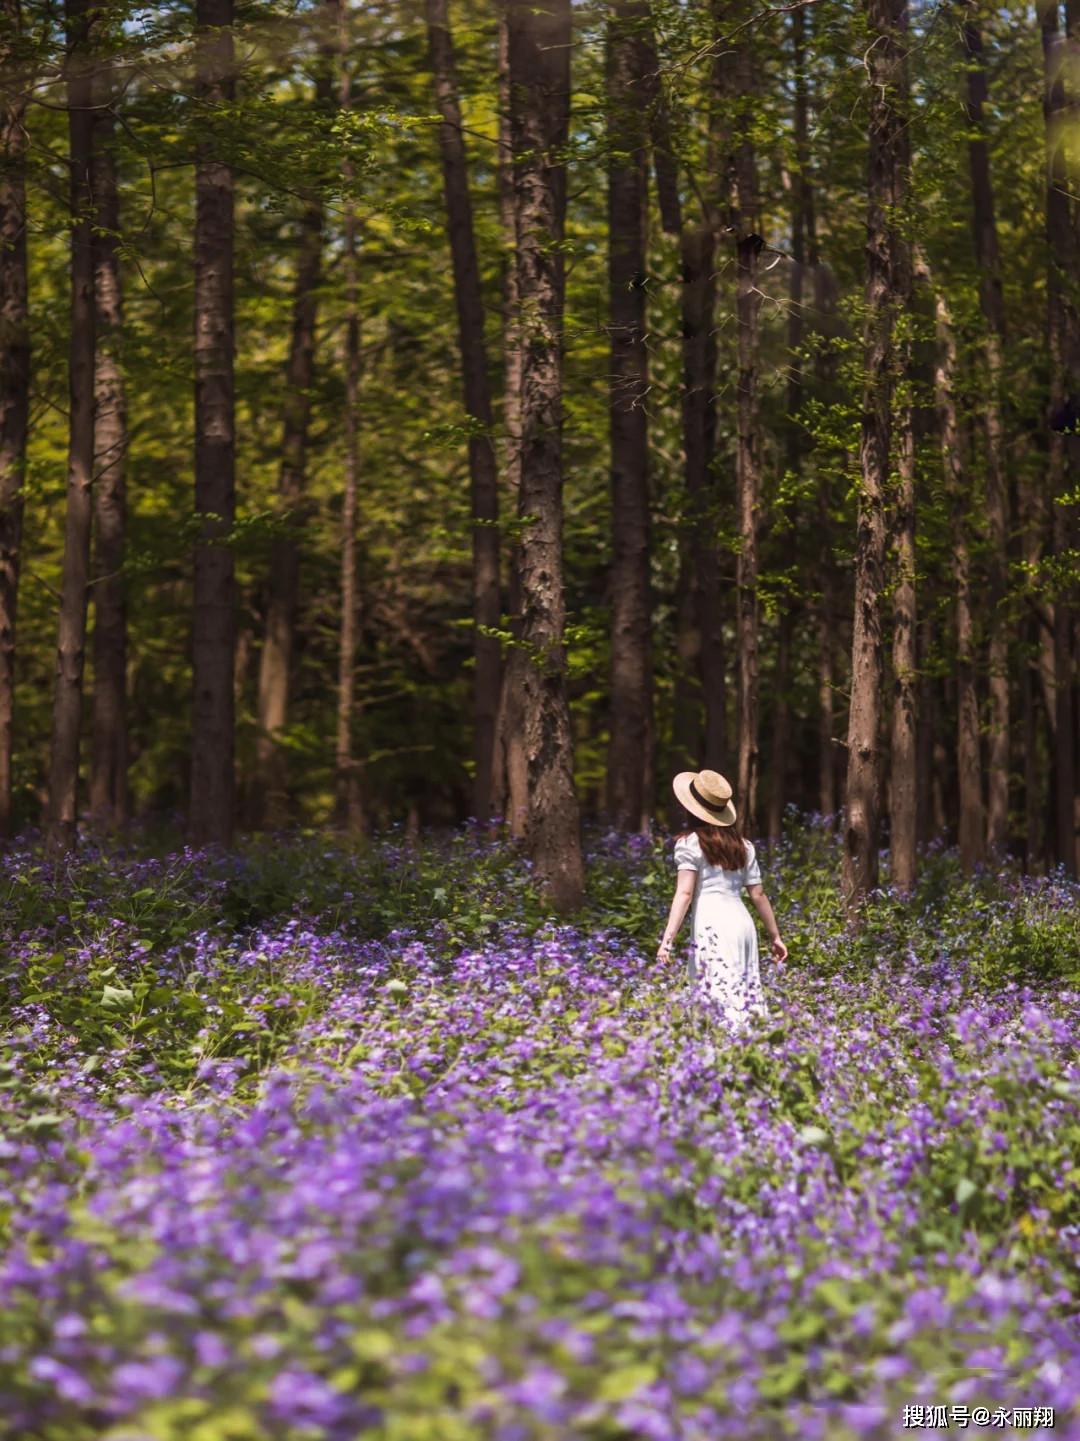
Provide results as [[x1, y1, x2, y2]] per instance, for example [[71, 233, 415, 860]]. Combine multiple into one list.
[[766, 611, 793, 846], [335, 5, 363, 835], [190, 0, 236, 847], [1040, 0, 1079, 877], [253, 205, 323, 827], [507, 0, 584, 911], [655, 31, 725, 791], [792, 4, 840, 824], [425, 0, 501, 826], [888, 277, 917, 892], [843, 0, 910, 907], [490, 0, 528, 836], [88, 36, 128, 830], [730, 28, 762, 835], [0, 0, 29, 840], [769, 3, 812, 849], [690, 25, 727, 773], [928, 269, 984, 869], [46, 0, 97, 856], [605, 0, 653, 831], [962, 5, 1010, 856], [255, 6, 337, 828]]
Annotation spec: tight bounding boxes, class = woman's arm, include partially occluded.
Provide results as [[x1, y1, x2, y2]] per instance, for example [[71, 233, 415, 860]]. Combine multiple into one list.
[[745, 884, 788, 961], [658, 872, 696, 959]]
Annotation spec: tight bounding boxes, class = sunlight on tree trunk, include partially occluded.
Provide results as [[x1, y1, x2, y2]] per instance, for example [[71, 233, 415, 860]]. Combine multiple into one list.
[[843, 0, 909, 911], [0, 0, 29, 842], [47, 0, 97, 857], [606, 0, 653, 833], [507, 0, 583, 912], [89, 56, 129, 833]]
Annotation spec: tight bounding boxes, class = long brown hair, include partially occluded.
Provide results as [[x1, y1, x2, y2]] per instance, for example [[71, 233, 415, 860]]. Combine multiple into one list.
[[675, 822, 748, 870]]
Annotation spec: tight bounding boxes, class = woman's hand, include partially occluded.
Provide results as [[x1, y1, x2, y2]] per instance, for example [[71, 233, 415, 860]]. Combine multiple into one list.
[[770, 936, 788, 964], [656, 940, 673, 964]]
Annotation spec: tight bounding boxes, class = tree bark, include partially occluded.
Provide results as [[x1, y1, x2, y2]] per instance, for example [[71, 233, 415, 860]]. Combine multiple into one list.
[[190, 0, 236, 848], [732, 39, 762, 837], [681, 221, 726, 768], [795, 16, 838, 827], [47, 0, 97, 856], [88, 63, 128, 831], [1022, 612, 1042, 871], [426, 0, 501, 826], [669, 537, 703, 825], [843, 0, 909, 909], [889, 281, 917, 894], [507, 0, 584, 912], [930, 277, 984, 868], [774, 1, 810, 841], [606, 0, 653, 832], [335, 16, 364, 836], [253, 194, 322, 829], [0, 0, 29, 841], [962, 7, 1010, 856], [654, 3, 728, 815], [491, 1, 528, 837], [766, 608, 792, 847], [1041, 0, 1079, 877], [255, 10, 337, 829]]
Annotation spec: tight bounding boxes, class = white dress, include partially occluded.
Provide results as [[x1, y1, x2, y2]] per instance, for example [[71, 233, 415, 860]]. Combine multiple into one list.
[[674, 830, 769, 1026]]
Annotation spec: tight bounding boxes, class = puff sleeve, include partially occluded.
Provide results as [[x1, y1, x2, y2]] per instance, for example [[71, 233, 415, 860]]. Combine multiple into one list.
[[743, 840, 762, 888], [673, 833, 700, 873]]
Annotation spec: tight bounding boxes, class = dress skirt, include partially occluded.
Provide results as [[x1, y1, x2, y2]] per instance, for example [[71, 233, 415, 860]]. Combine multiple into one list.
[[689, 892, 769, 1027]]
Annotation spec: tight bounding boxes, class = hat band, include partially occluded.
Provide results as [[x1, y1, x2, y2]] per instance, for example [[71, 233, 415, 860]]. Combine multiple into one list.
[[689, 778, 728, 813]]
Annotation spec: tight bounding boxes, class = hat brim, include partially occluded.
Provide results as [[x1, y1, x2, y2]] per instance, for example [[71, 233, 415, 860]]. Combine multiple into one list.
[[672, 771, 737, 828]]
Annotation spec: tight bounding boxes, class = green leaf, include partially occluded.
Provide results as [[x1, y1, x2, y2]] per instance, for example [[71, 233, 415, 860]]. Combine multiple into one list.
[[349, 1328, 396, 1362], [100, 984, 135, 1010], [955, 1176, 978, 1207], [24, 1113, 64, 1132], [797, 1124, 830, 1147], [597, 1363, 658, 1402]]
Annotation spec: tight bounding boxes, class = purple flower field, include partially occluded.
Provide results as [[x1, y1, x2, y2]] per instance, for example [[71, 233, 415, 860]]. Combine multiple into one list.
[[1, 824, 1079, 1439]]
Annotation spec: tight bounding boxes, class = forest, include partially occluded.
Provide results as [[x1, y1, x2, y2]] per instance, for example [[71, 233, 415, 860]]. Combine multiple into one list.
[[1, 0, 1076, 911], [2, 2, 1080, 1438]]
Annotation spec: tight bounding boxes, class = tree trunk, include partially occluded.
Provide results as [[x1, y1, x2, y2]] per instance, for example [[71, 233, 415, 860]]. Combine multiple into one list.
[[605, 0, 652, 832], [47, 0, 97, 856], [1022, 613, 1042, 871], [766, 608, 792, 847], [732, 44, 761, 837], [796, 30, 838, 828], [962, 8, 1010, 856], [190, 0, 236, 848], [1041, 0, 1079, 877], [775, 2, 809, 841], [681, 222, 725, 767], [491, 1, 528, 837], [254, 194, 322, 828], [843, 0, 909, 909], [0, 0, 29, 841], [335, 18, 364, 836], [669, 538, 703, 826], [507, 0, 584, 912], [426, 0, 501, 826], [930, 277, 984, 868], [915, 608, 935, 845], [889, 282, 917, 894], [88, 70, 128, 831]]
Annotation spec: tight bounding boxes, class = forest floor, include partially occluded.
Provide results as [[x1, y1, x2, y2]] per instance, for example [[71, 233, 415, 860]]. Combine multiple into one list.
[[0, 821, 1078, 1440]]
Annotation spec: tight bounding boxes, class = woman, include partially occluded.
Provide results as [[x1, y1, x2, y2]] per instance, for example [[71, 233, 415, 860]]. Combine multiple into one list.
[[657, 768, 787, 1027]]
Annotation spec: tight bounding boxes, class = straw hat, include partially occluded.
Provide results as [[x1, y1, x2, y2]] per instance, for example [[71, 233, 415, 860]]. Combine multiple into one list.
[[672, 768, 737, 827]]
